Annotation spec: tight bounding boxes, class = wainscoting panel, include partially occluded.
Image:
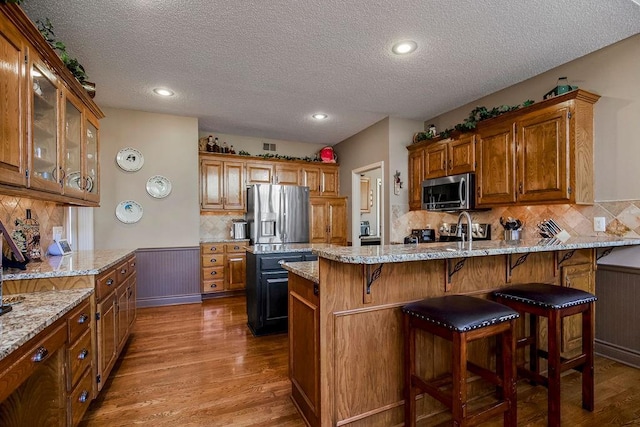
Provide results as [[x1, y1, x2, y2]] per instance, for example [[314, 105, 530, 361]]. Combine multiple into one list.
[[136, 247, 201, 307], [595, 265, 640, 368]]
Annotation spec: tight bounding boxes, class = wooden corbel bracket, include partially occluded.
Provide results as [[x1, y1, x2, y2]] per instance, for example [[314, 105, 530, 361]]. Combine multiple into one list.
[[506, 253, 530, 283]]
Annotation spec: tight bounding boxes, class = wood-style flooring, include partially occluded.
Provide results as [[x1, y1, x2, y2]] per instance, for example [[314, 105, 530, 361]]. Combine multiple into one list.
[[81, 296, 640, 426]]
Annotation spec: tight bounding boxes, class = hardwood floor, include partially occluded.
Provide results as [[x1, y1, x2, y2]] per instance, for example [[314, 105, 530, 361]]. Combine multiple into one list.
[[82, 296, 640, 426]]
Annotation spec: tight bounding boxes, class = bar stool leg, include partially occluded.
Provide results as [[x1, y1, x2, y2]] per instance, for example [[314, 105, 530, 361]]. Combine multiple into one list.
[[547, 310, 562, 427], [452, 331, 467, 426], [582, 303, 595, 411], [529, 313, 539, 385], [404, 314, 417, 427], [502, 319, 517, 426]]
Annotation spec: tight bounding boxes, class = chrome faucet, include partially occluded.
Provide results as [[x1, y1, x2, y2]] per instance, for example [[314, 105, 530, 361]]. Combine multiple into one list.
[[456, 211, 473, 246]]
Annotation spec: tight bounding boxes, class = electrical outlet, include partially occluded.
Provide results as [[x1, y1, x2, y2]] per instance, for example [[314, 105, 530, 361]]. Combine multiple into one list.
[[593, 217, 606, 232], [52, 226, 63, 241]]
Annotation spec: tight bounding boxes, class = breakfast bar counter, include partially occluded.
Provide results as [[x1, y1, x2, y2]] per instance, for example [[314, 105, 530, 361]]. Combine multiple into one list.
[[286, 236, 640, 427]]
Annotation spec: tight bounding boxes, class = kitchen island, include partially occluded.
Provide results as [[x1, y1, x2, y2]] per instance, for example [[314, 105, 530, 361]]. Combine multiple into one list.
[[284, 236, 640, 427]]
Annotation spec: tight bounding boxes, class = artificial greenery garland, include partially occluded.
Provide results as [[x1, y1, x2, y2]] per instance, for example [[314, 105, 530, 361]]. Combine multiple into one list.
[[414, 99, 535, 143]]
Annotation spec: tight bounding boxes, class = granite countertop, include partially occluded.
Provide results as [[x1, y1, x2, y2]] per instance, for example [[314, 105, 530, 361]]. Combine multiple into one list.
[[200, 238, 249, 244], [3, 249, 136, 281], [0, 288, 94, 362], [282, 261, 319, 284], [246, 243, 341, 254], [313, 236, 640, 264]]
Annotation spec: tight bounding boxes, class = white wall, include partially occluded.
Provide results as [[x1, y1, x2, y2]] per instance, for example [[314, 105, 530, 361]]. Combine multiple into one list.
[[426, 33, 640, 202], [95, 108, 200, 249]]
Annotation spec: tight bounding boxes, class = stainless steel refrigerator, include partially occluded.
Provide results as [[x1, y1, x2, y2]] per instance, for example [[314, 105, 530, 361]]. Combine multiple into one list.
[[246, 184, 310, 245]]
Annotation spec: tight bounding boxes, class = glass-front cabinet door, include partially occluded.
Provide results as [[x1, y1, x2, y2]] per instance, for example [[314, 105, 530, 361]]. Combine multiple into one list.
[[62, 92, 84, 198], [29, 56, 61, 193], [84, 114, 100, 202]]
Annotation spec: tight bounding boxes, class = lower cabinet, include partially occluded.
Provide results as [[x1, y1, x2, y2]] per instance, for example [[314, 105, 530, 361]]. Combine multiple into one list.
[[200, 241, 248, 295], [95, 254, 136, 391], [561, 261, 595, 357], [246, 251, 318, 336]]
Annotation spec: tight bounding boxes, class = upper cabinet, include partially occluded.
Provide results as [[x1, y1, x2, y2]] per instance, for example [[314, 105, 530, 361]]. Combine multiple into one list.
[[0, 15, 27, 186], [476, 90, 599, 208], [199, 153, 340, 213], [0, 5, 104, 206], [408, 89, 599, 210]]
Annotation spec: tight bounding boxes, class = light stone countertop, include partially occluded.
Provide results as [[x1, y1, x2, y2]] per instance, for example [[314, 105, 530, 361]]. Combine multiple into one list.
[[246, 243, 341, 254], [200, 238, 249, 244], [282, 261, 319, 284], [312, 236, 640, 264], [3, 249, 136, 281], [0, 288, 94, 362]]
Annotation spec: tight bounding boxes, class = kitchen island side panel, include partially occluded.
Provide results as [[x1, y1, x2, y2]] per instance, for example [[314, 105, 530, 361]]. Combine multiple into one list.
[[315, 252, 568, 426], [135, 247, 201, 307]]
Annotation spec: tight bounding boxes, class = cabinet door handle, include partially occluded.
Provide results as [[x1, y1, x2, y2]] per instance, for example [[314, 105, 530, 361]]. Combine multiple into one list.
[[210, 258, 217, 263], [448, 159, 452, 169], [31, 346, 49, 363], [233, 246, 240, 250], [77, 313, 89, 324], [120, 268, 127, 274], [210, 247, 217, 252], [78, 390, 90, 403], [78, 348, 89, 360], [106, 279, 114, 286], [210, 283, 217, 289], [519, 183, 523, 194], [210, 271, 218, 276]]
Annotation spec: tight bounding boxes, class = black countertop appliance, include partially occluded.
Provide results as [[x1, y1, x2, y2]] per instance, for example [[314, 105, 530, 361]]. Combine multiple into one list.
[[404, 228, 437, 244]]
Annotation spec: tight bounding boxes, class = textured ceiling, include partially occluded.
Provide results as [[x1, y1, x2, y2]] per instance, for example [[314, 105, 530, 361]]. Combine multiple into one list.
[[21, 1, 640, 145]]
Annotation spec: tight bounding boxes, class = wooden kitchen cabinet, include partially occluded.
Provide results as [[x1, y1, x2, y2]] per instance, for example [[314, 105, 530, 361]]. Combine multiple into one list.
[[95, 254, 136, 391], [561, 261, 595, 357], [246, 161, 274, 184], [476, 89, 599, 207], [301, 164, 339, 197], [0, 5, 104, 206], [0, 14, 27, 187], [275, 163, 301, 185], [407, 147, 424, 210], [200, 241, 248, 295], [200, 158, 245, 211], [309, 196, 347, 245]]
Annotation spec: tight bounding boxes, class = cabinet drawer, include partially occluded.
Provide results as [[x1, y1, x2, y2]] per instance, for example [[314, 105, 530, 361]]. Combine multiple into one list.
[[96, 269, 117, 300], [201, 244, 224, 254], [202, 279, 224, 293], [127, 255, 137, 275], [67, 329, 92, 390], [202, 254, 225, 267], [225, 242, 245, 253], [202, 266, 225, 280], [67, 300, 91, 343], [0, 322, 66, 403], [260, 255, 304, 271], [69, 369, 93, 427], [115, 259, 131, 285]]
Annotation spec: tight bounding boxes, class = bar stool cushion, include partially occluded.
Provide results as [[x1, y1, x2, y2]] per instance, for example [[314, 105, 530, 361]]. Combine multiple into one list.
[[402, 295, 519, 332], [492, 283, 597, 309]]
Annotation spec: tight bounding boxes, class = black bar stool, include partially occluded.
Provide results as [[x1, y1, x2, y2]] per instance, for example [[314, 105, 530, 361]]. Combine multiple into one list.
[[403, 295, 519, 427], [492, 283, 597, 427]]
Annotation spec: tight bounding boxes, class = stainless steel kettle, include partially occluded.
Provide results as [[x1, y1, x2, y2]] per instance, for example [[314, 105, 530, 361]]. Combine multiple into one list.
[[231, 220, 247, 240]]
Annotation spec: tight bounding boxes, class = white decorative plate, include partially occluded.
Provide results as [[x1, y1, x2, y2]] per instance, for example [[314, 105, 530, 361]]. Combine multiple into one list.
[[66, 172, 94, 192], [115, 200, 143, 224], [146, 175, 172, 198], [116, 147, 144, 172]]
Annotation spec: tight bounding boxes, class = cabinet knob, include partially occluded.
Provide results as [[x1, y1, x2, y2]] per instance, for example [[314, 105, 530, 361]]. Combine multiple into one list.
[[106, 278, 114, 286], [210, 258, 217, 263], [210, 283, 217, 288], [210, 271, 217, 276], [78, 313, 89, 324], [210, 247, 217, 251], [519, 183, 523, 194], [234, 246, 240, 250], [448, 159, 452, 169], [31, 346, 49, 363], [78, 390, 90, 403], [120, 268, 127, 274], [78, 348, 89, 360]]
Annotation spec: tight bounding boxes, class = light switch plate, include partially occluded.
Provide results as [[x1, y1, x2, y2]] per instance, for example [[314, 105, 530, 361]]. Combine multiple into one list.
[[52, 226, 63, 242], [594, 217, 606, 232]]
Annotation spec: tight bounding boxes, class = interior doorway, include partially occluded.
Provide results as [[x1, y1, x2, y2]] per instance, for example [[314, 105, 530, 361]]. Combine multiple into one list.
[[351, 162, 384, 247]]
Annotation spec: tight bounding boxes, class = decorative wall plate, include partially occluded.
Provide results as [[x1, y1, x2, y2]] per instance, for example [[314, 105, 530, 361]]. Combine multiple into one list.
[[146, 175, 172, 198], [116, 147, 144, 171], [115, 200, 143, 223]]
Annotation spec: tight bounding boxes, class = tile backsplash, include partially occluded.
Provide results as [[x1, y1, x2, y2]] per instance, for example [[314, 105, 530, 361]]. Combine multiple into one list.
[[391, 201, 640, 243], [0, 196, 65, 257], [200, 213, 245, 240]]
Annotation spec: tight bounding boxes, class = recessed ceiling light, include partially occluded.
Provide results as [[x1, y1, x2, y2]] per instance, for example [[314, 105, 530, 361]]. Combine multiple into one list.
[[391, 40, 417, 55], [153, 88, 174, 97], [312, 113, 328, 120]]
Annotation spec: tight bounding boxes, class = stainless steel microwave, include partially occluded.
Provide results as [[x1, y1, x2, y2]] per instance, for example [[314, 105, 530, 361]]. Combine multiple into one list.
[[421, 173, 475, 211]]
